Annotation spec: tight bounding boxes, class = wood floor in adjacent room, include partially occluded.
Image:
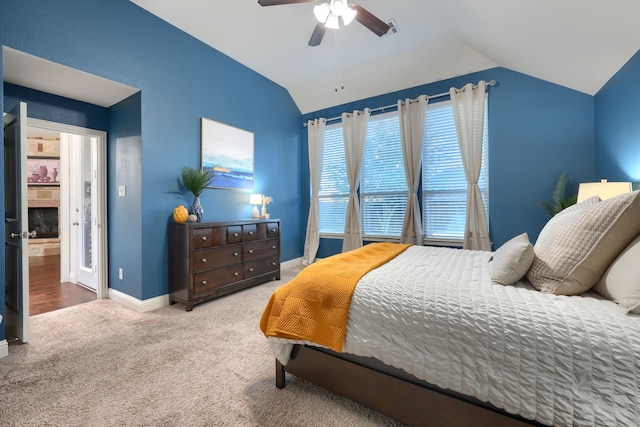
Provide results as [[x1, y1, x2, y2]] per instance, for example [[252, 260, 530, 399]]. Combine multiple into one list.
[[5, 255, 96, 344]]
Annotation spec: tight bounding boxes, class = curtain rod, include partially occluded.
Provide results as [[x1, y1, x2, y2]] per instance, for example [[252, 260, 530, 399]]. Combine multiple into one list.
[[304, 79, 497, 127]]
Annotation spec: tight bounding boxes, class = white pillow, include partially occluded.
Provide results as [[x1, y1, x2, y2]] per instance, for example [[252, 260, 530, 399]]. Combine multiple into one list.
[[490, 233, 534, 285], [527, 191, 640, 295], [593, 234, 640, 313]]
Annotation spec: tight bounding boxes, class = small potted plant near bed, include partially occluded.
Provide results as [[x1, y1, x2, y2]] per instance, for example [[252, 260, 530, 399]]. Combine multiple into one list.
[[181, 165, 215, 222], [538, 172, 577, 217]]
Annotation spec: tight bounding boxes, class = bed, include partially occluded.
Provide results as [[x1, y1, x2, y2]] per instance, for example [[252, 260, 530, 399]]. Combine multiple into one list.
[[260, 191, 640, 426]]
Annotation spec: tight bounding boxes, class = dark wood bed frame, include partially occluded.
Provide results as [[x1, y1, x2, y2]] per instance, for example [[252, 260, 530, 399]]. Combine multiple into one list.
[[276, 345, 542, 427]]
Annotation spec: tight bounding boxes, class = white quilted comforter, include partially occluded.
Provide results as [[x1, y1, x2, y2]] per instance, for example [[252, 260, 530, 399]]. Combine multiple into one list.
[[268, 246, 640, 426]]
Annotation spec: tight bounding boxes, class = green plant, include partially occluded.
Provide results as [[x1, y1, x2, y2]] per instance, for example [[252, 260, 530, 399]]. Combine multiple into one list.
[[181, 166, 215, 197], [538, 172, 578, 217]]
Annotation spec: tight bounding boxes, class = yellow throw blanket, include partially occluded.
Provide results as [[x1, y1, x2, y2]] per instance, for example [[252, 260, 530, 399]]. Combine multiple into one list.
[[260, 242, 411, 352]]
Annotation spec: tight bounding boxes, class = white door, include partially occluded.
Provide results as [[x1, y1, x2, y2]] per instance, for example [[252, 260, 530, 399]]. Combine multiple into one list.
[[74, 135, 98, 290], [3, 102, 30, 343]]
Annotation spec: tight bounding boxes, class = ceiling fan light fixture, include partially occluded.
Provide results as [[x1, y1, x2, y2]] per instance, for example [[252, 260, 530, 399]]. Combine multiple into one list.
[[324, 13, 340, 29], [313, 3, 330, 23], [329, 0, 347, 16], [341, 5, 357, 26]]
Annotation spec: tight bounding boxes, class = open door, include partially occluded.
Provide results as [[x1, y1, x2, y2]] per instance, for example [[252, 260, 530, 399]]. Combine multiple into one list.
[[3, 102, 30, 343]]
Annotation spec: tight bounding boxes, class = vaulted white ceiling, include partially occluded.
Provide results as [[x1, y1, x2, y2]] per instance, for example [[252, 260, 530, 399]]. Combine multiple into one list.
[[130, 0, 640, 114]]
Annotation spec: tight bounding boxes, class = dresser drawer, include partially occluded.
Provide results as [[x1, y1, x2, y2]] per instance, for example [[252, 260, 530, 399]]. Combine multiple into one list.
[[193, 244, 242, 272], [193, 228, 213, 249], [193, 264, 242, 295], [227, 226, 242, 244], [244, 255, 280, 279], [267, 222, 279, 237], [244, 238, 279, 261], [243, 224, 258, 241]]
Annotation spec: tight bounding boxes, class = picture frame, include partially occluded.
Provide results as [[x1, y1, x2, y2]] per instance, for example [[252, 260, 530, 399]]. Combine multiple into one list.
[[201, 117, 254, 190], [27, 157, 60, 186]]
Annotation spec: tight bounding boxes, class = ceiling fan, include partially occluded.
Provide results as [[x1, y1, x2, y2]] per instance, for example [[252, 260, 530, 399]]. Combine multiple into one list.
[[257, 0, 391, 47]]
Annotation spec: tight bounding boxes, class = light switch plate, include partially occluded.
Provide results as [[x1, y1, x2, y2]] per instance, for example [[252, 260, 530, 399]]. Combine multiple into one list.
[[118, 185, 126, 197]]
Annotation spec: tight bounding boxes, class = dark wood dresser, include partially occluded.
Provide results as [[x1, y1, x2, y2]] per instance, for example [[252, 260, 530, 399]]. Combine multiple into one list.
[[168, 219, 280, 311]]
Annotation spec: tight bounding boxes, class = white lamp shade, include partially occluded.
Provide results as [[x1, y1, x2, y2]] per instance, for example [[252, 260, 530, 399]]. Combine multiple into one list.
[[330, 0, 347, 16], [314, 3, 330, 23], [249, 194, 263, 205], [577, 179, 632, 203], [324, 13, 340, 29], [342, 5, 357, 25]]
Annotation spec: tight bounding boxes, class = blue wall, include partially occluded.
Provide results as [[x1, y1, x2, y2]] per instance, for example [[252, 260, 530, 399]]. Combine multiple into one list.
[[595, 49, 640, 183], [302, 67, 596, 257], [0, 0, 302, 339], [109, 92, 143, 298]]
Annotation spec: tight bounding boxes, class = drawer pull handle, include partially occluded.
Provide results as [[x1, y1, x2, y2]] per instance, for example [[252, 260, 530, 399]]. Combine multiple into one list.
[[201, 280, 207, 285], [201, 258, 207, 263], [201, 236, 207, 241], [248, 249, 254, 254], [248, 231, 254, 235], [234, 272, 239, 276], [233, 252, 239, 257], [249, 267, 254, 272], [272, 262, 277, 266], [271, 229, 277, 233], [271, 245, 276, 249], [233, 233, 239, 237]]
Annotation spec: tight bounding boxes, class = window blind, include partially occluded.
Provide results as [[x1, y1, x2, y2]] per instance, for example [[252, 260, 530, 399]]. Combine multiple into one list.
[[422, 100, 489, 242], [360, 112, 408, 237], [319, 124, 349, 234]]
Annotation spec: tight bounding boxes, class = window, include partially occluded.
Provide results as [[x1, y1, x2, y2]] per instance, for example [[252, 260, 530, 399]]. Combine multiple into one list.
[[318, 124, 348, 234], [422, 100, 488, 243], [317, 98, 489, 244], [360, 112, 408, 238]]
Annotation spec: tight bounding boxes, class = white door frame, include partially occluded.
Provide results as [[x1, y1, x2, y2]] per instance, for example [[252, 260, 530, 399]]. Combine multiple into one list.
[[28, 118, 108, 299]]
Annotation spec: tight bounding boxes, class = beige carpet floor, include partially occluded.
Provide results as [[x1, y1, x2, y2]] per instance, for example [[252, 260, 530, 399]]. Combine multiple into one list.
[[0, 266, 403, 427]]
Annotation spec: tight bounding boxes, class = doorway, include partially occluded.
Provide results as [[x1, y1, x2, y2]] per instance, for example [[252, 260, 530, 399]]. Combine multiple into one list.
[[4, 118, 108, 344]]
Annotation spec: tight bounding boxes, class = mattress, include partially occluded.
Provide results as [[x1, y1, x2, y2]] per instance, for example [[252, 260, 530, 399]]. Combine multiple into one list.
[[268, 245, 640, 426]]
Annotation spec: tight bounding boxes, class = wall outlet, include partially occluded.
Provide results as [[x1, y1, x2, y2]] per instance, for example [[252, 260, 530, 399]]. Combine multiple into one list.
[[118, 268, 124, 280], [118, 185, 126, 197]]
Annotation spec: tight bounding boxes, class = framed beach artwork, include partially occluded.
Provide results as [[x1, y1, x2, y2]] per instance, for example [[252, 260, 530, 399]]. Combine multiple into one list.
[[201, 118, 254, 190]]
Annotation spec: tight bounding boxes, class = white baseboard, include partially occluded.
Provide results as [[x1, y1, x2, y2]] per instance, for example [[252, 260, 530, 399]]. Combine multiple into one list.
[[0, 339, 8, 358], [108, 259, 301, 312], [108, 288, 170, 313], [281, 257, 302, 270]]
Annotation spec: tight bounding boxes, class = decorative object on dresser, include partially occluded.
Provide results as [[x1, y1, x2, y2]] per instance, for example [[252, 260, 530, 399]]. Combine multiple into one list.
[[249, 194, 263, 219], [169, 219, 280, 311], [261, 195, 273, 219], [180, 165, 215, 222]]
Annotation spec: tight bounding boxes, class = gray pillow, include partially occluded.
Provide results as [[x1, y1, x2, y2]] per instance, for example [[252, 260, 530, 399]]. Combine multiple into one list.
[[527, 191, 640, 295], [491, 233, 534, 285], [593, 235, 640, 313]]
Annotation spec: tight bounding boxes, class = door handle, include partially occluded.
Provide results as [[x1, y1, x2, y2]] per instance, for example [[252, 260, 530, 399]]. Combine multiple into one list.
[[10, 230, 37, 239]]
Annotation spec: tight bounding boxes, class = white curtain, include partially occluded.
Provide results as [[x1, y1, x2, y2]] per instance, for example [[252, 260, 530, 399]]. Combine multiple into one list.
[[341, 109, 370, 252], [449, 81, 491, 251], [398, 95, 428, 245], [302, 118, 326, 265]]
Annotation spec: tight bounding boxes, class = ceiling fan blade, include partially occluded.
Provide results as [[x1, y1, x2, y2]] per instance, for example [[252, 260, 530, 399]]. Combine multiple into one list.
[[352, 4, 390, 37], [257, 0, 314, 6], [308, 22, 326, 47]]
